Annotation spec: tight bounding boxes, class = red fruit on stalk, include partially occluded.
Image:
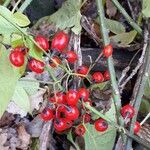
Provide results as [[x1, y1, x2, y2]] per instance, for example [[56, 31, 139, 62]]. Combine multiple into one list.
[[50, 92, 66, 104], [103, 70, 110, 81], [94, 118, 108, 132], [9, 51, 25, 67], [65, 106, 79, 121], [78, 88, 89, 100], [120, 104, 135, 119], [28, 58, 45, 74], [51, 31, 69, 52], [66, 89, 79, 106], [13, 46, 29, 55], [134, 121, 141, 134], [82, 113, 91, 123], [103, 44, 113, 58], [35, 35, 49, 51], [75, 125, 86, 136], [40, 108, 54, 121], [92, 72, 104, 83], [65, 51, 78, 63], [54, 118, 67, 132], [49, 56, 61, 68], [77, 65, 89, 76]]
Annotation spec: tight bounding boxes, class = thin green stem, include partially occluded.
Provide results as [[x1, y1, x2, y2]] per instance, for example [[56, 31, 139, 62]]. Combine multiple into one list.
[[18, 0, 32, 13], [3, 0, 11, 7], [111, 0, 142, 34], [140, 112, 150, 126]]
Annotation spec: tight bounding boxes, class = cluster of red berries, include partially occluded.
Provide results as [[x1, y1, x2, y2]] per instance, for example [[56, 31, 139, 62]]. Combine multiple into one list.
[[40, 88, 109, 135]]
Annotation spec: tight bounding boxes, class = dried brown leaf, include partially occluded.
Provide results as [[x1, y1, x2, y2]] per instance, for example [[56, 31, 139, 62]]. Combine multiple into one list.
[[106, 0, 117, 18]]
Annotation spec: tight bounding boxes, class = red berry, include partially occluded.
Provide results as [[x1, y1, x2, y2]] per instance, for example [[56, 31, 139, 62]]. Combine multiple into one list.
[[65, 106, 79, 121], [35, 35, 49, 51], [77, 65, 89, 76], [103, 70, 110, 81], [120, 104, 135, 119], [94, 119, 108, 132], [40, 108, 54, 121], [78, 88, 89, 100], [75, 125, 86, 136], [54, 118, 67, 132], [51, 31, 69, 52], [9, 51, 25, 67], [57, 105, 66, 118], [28, 58, 45, 74], [13, 46, 29, 55], [134, 121, 141, 134], [82, 113, 91, 123], [66, 89, 79, 106], [65, 51, 78, 63], [50, 92, 66, 104], [92, 72, 104, 83], [49, 56, 61, 68], [103, 44, 113, 58]]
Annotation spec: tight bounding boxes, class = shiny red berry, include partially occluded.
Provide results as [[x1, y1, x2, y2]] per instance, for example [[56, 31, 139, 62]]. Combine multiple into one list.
[[103, 44, 113, 58], [77, 65, 89, 76], [40, 108, 54, 121], [75, 125, 86, 136], [66, 89, 79, 106], [92, 72, 104, 83], [54, 118, 67, 132], [134, 121, 141, 134], [65, 51, 78, 63], [65, 106, 79, 121], [28, 58, 45, 74], [120, 104, 135, 119], [82, 113, 91, 123], [103, 70, 110, 81], [49, 56, 61, 68], [50, 92, 66, 104], [13, 46, 29, 55], [51, 31, 69, 52], [78, 88, 89, 100], [9, 51, 25, 67], [35, 35, 49, 51], [94, 119, 108, 132]]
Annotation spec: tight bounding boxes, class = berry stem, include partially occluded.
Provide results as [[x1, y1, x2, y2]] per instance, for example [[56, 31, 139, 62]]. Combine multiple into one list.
[[140, 112, 150, 126], [111, 0, 142, 34]]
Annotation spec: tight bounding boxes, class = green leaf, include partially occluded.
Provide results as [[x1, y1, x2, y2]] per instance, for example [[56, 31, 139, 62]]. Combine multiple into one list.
[[0, 48, 21, 118], [12, 84, 30, 113], [105, 18, 125, 34], [84, 103, 117, 150], [18, 78, 39, 95], [142, 0, 150, 18], [13, 12, 30, 27], [11, 34, 24, 48], [48, 0, 82, 34], [25, 37, 43, 61], [110, 30, 137, 46]]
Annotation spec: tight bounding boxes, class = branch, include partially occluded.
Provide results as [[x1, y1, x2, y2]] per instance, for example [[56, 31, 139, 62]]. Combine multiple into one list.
[[111, 0, 142, 34]]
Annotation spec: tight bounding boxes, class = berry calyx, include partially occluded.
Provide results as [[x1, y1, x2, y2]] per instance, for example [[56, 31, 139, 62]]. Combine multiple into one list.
[[92, 72, 104, 83], [78, 88, 89, 100], [103, 70, 110, 81], [77, 65, 89, 76], [75, 125, 86, 136], [65, 106, 79, 121], [49, 56, 61, 68], [9, 50, 25, 67], [51, 31, 69, 52], [94, 118, 108, 132], [66, 89, 79, 106], [35, 35, 49, 51], [40, 108, 54, 121], [120, 104, 135, 119], [134, 121, 141, 134], [28, 58, 45, 74], [103, 44, 113, 58], [65, 51, 78, 63]]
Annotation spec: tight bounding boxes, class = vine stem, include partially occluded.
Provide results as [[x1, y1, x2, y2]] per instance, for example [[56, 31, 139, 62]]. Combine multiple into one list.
[[125, 32, 150, 150], [18, 0, 32, 13], [12, 0, 22, 13], [111, 0, 142, 34], [3, 0, 11, 7], [95, 0, 122, 126]]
